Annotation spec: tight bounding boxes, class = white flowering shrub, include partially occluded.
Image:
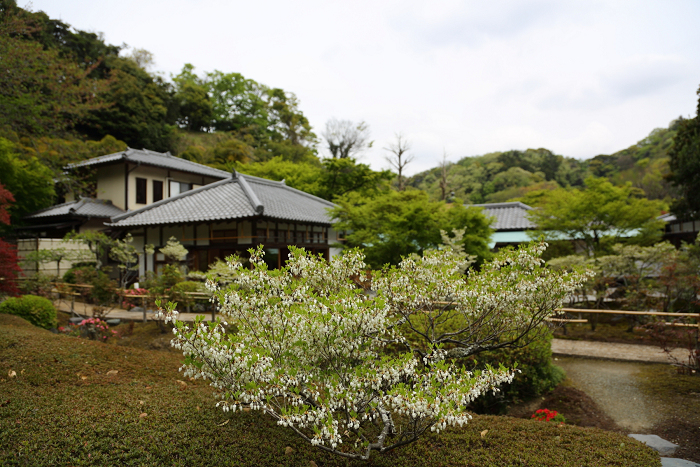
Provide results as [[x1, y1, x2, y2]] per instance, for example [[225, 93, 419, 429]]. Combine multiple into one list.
[[377, 242, 594, 359], [158, 242, 591, 460]]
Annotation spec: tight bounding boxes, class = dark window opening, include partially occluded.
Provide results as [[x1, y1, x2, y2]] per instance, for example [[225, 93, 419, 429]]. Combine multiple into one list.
[[212, 229, 238, 243], [153, 180, 163, 202], [263, 248, 280, 270], [136, 178, 147, 204]]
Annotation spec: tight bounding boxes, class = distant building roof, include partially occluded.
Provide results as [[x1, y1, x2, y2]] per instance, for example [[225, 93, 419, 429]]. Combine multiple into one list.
[[108, 172, 336, 228], [469, 202, 535, 231], [65, 148, 230, 180], [658, 213, 676, 223], [25, 198, 125, 219]]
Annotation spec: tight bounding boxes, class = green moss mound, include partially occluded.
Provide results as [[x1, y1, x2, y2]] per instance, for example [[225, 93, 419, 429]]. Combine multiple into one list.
[[0, 294, 57, 329], [0, 319, 660, 466]]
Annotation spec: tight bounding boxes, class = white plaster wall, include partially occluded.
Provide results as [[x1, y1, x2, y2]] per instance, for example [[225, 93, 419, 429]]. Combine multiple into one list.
[[17, 238, 93, 277], [96, 166, 125, 209], [328, 228, 343, 258]]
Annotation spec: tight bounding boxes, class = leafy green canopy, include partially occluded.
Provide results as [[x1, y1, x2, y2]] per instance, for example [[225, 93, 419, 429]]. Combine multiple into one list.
[[237, 156, 393, 202], [669, 84, 700, 218], [407, 148, 586, 204], [0, 2, 174, 151], [589, 123, 679, 201], [528, 177, 664, 256], [172, 64, 317, 164], [408, 120, 682, 206], [0, 5, 108, 138], [0, 138, 55, 225], [331, 190, 493, 268]]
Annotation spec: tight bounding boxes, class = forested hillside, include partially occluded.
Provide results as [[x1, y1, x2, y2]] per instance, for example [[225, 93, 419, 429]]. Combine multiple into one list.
[[408, 122, 680, 205]]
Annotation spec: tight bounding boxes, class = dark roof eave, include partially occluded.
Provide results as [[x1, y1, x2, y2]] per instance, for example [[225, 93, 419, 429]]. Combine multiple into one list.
[[15, 220, 83, 231], [108, 214, 333, 230]]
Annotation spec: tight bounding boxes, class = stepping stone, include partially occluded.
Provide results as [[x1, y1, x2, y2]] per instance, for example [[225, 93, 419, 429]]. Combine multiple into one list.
[[106, 319, 121, 326], [69, 317, 84, 324], [661, 458, 700, 467], [129, 306, 145, 313], [629, 434, 678, 456]]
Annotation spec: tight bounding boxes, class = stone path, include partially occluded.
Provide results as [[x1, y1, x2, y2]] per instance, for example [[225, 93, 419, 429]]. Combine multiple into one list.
[[552, 338, 688, 364], [555, 357, 662, 432]]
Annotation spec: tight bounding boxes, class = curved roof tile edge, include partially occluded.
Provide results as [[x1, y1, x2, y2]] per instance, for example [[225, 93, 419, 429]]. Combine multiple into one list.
[[107, 172, 337, 227], [65, 147, 230, 179], [109, 177, 233, 224]]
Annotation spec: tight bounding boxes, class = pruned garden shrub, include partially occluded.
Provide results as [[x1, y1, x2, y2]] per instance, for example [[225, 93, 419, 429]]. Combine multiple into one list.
[[0, 294, 57, 329]]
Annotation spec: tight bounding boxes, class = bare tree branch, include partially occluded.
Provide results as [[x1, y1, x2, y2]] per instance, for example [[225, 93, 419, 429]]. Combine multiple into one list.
[[384, 133, 414, 191], [439, 150, 450, 201], [322, 118, 372, 159]]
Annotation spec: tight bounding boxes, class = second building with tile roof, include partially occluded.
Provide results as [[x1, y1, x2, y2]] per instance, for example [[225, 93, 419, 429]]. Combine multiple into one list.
[[469, 202, 535, 248]]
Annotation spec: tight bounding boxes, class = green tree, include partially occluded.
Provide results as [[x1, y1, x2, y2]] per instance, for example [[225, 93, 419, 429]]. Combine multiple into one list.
[[172, 65, 317, 163], [21, 248, 74, 278], [63, 231, 114, 270], [204, 70, 268, 134], [110, 233, 153, 288], [331, 190, 492, 268], [0, 138, 55, 225], [407, 149, 585, 204], [175, 82, 214, 132], [0, 7, 108, 137], [528, 177, 665, 256], [171, 64, 213, 132], [236, 157, 392, 202], [212, 138, 254, 165], [669, 85, 700, 218], [0, 3, 175, 151], [316, 158, 393, 201], [8, 134, 127, 198], [236, 157, 323, 195], [78, 56, 175, 152]]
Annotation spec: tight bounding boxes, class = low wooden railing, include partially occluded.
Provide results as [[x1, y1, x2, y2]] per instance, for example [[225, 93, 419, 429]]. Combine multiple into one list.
[[556, 308, 700, 329], [50, 282, 216, 322]]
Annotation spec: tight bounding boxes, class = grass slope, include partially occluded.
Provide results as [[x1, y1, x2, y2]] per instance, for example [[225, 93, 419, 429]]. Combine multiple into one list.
[[0, 314, 661, 466]]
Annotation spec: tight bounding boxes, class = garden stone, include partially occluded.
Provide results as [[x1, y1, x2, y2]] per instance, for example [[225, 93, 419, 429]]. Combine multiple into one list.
[[661, 458, 700, 467], [106, 319, 121, 326], [628, 434, 678, 455], [129, 306, 144, 313], [69, 317, 84, 324]]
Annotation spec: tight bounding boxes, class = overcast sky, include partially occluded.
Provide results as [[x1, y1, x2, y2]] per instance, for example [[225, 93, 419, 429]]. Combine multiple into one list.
[[27, 0, 700, 175]]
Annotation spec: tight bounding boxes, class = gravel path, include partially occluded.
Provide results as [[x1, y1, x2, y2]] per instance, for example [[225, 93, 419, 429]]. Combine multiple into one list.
[[552, 338, 688, 363], [554, 357, 663, 432]]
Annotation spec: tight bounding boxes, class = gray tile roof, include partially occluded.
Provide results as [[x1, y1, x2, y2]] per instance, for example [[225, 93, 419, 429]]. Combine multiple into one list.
[[469, 202, 535, 231], [26, 198, 125, 219], [108, 172, 336, 227], [65, 148, 230, 180]]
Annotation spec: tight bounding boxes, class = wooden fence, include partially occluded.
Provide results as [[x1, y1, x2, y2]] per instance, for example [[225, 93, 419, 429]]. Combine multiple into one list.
[[48, 281, 700, 332], [51, 282, 215, 322], [553, 307, 700, 333]]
